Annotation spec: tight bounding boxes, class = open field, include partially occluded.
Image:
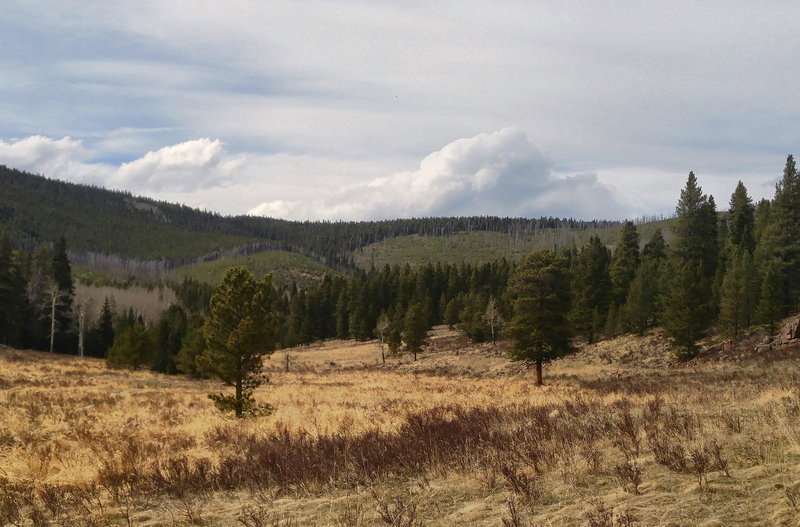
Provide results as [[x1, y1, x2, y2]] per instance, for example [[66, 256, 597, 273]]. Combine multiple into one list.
[[351, 221, 675, 269], [1, 326, 800, 526], [167, 250, 336, 288]]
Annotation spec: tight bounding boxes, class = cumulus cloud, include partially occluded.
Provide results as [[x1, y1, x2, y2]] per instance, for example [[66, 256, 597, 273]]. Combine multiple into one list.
[[1, 130, 633, 220], [113, 138, 242, 191], [0, 136, 242, 193], [0, 135, 90, 178], [248, 128, 630, 220]]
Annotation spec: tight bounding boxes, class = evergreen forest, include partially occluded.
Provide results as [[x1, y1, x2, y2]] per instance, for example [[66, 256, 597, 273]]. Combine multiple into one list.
[[1, 156, 799, 377]]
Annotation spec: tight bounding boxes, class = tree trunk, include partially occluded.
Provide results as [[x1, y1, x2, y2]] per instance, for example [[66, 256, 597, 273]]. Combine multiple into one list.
[[49, 290, 56, 353], [235, 377, 243, 418], [78, 307, 85, 358], [535, 360, 543, 386]]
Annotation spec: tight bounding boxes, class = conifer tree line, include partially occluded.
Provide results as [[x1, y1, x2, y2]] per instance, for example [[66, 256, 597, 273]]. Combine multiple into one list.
[[1, 164, 625, 271], [0, 235, 84, 353], [1, 156, 799, 375]]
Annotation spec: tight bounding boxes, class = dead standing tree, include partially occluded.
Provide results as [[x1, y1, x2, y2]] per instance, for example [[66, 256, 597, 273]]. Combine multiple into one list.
[[483, 296, 504, 346]]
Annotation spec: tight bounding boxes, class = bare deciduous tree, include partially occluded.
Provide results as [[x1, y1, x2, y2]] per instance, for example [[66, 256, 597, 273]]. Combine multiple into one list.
[[483, 296, 504, 346]]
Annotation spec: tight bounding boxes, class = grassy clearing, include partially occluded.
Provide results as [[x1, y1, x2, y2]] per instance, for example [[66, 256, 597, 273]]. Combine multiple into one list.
[[1, 327, 799, 526], [352, 221, 675, 269], [168, 250, 336, 288]]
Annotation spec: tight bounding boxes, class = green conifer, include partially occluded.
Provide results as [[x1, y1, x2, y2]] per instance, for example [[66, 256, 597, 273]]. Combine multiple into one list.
[[507, 250, 573, 386]]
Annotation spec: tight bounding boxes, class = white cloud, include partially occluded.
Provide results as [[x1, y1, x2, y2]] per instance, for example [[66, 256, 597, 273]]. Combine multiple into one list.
[[0, 129, 776, 222], [0, 135, 89, 177], [3, 1, 799, 220], [249, 128, 630, 220], [0, 136, 242, 193], [113, 138, 242, 191]]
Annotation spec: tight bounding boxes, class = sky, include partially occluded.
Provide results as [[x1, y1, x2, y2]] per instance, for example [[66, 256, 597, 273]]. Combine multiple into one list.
[[1, 1, 798, 221]]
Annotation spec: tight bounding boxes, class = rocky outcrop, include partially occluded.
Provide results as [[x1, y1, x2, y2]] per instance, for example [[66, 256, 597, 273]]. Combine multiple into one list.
[[754, 317, 799, 353]]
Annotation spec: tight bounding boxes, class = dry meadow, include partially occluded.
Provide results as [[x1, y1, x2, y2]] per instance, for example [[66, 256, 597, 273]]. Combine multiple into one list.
[[1, 327, 800, 526]]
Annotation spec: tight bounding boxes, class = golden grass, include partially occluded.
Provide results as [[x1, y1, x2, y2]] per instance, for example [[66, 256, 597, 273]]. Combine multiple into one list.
[[2, 329, 800, 526]]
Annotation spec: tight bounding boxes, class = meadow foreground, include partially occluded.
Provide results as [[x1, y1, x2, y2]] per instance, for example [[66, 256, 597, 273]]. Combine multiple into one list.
[[1, 328, 800, 526]]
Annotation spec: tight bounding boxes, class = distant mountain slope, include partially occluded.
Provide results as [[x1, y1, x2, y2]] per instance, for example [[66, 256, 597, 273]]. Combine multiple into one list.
[[0, 165, 256, 259], [1, 165, 661, 276]]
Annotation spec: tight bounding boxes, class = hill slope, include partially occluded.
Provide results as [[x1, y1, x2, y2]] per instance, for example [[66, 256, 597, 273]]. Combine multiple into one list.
[[353, 219, 675, 269], [1, 165, 668, 277], [167, 249, 338, 288]]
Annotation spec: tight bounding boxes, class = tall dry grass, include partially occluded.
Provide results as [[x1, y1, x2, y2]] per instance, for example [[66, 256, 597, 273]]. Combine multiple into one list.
[[1, 334, 800, 526]]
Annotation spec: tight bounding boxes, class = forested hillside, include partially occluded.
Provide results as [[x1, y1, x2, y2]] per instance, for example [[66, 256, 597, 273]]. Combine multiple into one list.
[[2, 157, 798, 374], [352, 219, 675, 269], [95, 156, 800, 376], [0, 165, 631, 274]]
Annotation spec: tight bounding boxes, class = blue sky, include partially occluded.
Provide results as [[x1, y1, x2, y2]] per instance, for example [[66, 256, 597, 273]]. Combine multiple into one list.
[[1, 1, 798, 220]]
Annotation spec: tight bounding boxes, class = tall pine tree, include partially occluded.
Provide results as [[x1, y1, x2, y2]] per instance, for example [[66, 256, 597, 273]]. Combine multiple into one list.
[[507, 250, 572, 386], [200, 268, 277, 417], [673, 172, 719, 282], [718, 250, 750, 337], [570, 235, 611, 343], [728, 181, 756, 254], [664, 260, 710, 360], [756, 259, 783, 333], [610, 221, 641, 307], [51, 236, 75, 352], [761, 155, 800, 313]]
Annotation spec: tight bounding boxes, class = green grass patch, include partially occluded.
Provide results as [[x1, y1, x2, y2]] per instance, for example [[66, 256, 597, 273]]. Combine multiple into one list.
[[168, 250, 338, 288], [352, 220, 676, 269]]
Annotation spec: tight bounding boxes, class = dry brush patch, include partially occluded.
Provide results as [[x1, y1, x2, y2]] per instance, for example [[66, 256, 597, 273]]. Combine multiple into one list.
[[1, 342, 800, 526]]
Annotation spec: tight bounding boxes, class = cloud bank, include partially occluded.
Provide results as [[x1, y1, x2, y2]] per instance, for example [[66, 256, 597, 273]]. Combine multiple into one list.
[[2, 129, 633, 220], [0, 136, 241, 193], [2, 2, 794, 219], [248, 128, 629, 220]]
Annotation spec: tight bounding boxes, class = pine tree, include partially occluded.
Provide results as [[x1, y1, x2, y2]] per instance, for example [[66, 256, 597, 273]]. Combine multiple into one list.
[[761, 155, 800, 312], [458, 293, 488, 343], [753, 199, 771, 245], [51, 235, 75, 352], [507, 250, 572, 386], [642, 229, 666, 261], [152, 304, 188, 373], [387, 307, 403, 356], [87, 297, 115, 357], [604, 303, 620, 339], [622, 258, 659, 335], [610, 221, 640, 306], [106, 322, 153, 370], [728, 181, 756, 253], [663, 261, 710, 360], [673, 172, 719, 281], [403, 302, 429, 361], [0, 237, 14, 345], [175, 315, 208, 378], [334, 289, 349, 339], [718, 251, 746, 337], [3, 247, 31, 347], [756, 260, 783, 333], [570, 236, 611, 343], [199, 267, 277, 418], [443, 294, 464, 329]]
